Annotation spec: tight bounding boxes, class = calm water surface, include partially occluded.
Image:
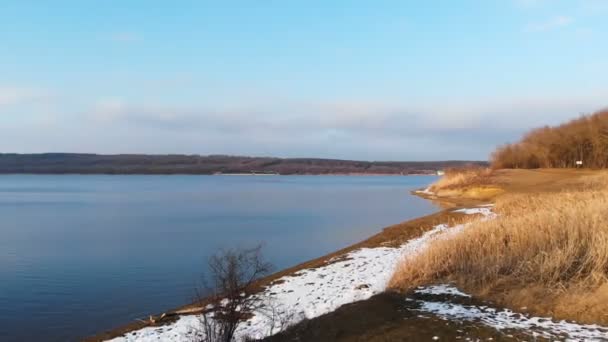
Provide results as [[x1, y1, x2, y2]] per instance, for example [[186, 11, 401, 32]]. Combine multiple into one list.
[[0, 175, 438, 341]]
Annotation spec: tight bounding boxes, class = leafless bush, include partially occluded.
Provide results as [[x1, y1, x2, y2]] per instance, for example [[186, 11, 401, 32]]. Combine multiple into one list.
[[191, 245, 273, 342], [255, 297, 298, 337]]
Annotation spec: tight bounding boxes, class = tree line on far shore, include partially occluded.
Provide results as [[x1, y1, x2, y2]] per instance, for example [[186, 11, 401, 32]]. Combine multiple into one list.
[[492, 109, 608, 169], [0, 154, 486, 175]]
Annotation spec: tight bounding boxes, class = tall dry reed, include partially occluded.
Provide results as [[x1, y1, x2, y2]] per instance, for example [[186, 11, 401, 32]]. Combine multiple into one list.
[[429, 167, 493, 192], [390, 173, 608, 324]]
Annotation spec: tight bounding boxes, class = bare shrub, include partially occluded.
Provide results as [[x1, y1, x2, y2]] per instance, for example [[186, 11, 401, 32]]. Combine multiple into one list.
[[192, 245, 273, 342], [255, 297, 298, 337]]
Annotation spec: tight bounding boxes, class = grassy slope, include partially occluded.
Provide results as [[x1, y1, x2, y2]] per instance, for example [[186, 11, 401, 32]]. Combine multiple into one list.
[[424, 168, 600, 200], [390, 168, 608, 325]]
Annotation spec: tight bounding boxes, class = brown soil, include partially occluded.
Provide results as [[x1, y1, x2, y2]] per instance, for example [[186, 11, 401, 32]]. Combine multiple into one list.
[[490, 168, 598, 193], [264, 291, 545, 342]]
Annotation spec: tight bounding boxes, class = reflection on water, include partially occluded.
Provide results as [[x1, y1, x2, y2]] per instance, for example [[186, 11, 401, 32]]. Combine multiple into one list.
[[0, 174, 438, 341]]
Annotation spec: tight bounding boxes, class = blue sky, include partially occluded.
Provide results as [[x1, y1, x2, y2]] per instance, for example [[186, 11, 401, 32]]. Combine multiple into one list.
[[1, 0, 607, 160]]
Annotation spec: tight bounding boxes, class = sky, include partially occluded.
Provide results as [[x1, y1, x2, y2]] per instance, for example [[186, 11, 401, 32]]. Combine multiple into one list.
[[1, 0, 607, 161]]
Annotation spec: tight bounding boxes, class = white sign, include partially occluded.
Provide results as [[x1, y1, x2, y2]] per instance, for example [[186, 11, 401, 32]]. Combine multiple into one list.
[[576, 160, 583, 165]]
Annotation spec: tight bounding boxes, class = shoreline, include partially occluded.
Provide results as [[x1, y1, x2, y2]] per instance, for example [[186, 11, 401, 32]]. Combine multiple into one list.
[[0, 173, 439, 176], [88, 169, 608, 341], [86, 191, 473, 341], [104, 206, 496, 342]]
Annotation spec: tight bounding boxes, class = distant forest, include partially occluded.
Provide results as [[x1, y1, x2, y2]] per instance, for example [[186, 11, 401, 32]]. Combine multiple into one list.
[[0, 154, 486, 175], [492, 109, 608, 169]]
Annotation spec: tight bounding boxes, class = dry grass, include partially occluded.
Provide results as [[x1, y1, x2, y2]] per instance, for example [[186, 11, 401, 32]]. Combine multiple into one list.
[[390, 172, 608, 324], [426, 167, 501, 201], [429, 167, 494, 192]]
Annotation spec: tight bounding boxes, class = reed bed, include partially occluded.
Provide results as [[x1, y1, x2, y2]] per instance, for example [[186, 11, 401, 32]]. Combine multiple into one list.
[[390, 173, 608, 324], [429, 167, 493, 192]]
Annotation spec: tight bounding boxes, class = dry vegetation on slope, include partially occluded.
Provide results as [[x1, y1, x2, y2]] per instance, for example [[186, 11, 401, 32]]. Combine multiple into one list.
[[492, 109, 608, 169], [425, 167, 503, 201], [390, 172, 608, 325], [428, 167, 493, 191]]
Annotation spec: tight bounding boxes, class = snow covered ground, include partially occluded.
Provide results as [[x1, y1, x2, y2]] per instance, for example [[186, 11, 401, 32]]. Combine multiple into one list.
[[412, 284, 608, 341], [107, 205, 608, 341], [108, 206, 493, 342], [414, 187, 435, 196]]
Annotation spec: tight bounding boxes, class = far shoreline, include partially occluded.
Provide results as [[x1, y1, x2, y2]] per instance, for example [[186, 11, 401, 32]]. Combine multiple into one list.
[[0, 173, 440, 176]]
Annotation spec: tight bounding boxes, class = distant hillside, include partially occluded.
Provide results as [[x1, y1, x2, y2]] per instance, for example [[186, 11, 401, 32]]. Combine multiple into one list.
[[0, 154, 487, 175]]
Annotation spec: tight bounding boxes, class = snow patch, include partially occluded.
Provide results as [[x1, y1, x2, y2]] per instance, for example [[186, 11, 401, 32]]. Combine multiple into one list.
[[453, 207, 495, 217], [415, 292, 608, 341], [415, 285, 471, 298], [415, 187, 435, 195]]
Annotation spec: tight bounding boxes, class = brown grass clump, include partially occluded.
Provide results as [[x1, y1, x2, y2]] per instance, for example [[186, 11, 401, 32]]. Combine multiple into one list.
[[429, 167, 494, 192], [389, 173, 608, 324], [426, 167, 502, 201]]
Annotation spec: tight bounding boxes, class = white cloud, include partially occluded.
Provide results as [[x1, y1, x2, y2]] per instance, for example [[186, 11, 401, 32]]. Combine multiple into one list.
[[110, 32, 140, 43], [87, 93, 607, 148], [0, 86, 50, 109], [525, 15, 574, 32], [0, 87, 34, 106], [3, 88, 607, 160]]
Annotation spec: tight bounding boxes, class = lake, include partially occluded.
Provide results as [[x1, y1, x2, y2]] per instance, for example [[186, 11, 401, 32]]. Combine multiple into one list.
[[0, 175, 438, 341]]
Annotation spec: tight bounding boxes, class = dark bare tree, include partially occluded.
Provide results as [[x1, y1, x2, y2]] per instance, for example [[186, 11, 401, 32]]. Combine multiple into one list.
[[492, 109, 608, 169], [192, 245, 273, 342]]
